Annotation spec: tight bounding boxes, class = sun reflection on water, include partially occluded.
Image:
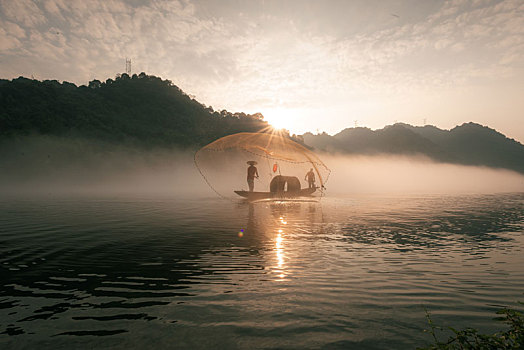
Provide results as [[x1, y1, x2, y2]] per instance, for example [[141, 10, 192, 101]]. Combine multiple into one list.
[[275, 225, 286, 280]]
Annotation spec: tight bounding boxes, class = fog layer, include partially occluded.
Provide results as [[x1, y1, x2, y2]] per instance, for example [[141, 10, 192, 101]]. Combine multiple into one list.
[[1, 136, 522, 197], [324, 154, 524, 195]]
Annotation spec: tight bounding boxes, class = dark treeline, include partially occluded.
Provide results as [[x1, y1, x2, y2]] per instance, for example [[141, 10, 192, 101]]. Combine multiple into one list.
[[304, 123, 524, 175], [0, 73, 272, 148]]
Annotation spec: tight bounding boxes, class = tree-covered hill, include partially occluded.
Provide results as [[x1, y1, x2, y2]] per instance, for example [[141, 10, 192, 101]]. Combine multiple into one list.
[[0, 73, 268, 148], [304, 123, 524, 174]]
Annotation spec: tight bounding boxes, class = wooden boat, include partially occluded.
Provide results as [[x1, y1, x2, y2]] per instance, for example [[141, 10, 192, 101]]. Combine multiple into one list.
[[234, 187, 316, 200], [234, 175, 317, 200]]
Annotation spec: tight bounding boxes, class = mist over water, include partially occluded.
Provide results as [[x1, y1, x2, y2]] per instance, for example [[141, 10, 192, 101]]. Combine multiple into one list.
[[0, 136, 204, 197], [1, 136, 522, 196], [324, 154, 524, 195]]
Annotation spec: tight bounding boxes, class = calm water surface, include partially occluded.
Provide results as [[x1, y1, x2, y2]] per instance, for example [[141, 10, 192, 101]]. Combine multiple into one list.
[[1, 193, 523, 349]]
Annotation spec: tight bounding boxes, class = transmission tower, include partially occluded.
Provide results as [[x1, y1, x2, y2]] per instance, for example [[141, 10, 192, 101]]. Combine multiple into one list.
[[125, 58, 131, 75]]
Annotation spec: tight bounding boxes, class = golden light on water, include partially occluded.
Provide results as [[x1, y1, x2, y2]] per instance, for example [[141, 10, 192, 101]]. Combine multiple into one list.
[[276, 233, 283, 267], [275, 231, 285, 279]]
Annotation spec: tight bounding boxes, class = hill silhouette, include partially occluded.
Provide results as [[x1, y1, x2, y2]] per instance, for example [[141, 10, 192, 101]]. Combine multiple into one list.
[[1, 74, 523, 175], [303, 123, 524, 174], [0, 73, 269, 148]]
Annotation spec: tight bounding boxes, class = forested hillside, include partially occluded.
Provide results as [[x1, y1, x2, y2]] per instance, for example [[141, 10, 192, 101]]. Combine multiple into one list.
[[304, 123, 524, 174], [0, 73, 268, 148]]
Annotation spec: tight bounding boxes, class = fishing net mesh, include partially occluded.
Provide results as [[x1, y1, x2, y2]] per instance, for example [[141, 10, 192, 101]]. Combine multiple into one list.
[[194, 132, 331, 199]]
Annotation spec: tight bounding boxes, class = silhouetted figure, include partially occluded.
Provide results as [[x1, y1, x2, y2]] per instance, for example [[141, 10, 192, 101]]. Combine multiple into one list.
[[247, 161, 259, 192], [305, 168, 316, 189]]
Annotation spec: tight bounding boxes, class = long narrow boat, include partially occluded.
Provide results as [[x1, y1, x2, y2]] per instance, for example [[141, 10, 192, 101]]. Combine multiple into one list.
[[234, 187, 316, 201]]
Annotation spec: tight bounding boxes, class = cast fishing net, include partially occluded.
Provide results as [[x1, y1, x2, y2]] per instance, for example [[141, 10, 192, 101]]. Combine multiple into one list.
[[194, 132, 331, 200]]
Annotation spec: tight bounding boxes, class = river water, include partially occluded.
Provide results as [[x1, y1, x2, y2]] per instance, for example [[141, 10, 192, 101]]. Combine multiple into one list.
[[1, 193, 523, 349]]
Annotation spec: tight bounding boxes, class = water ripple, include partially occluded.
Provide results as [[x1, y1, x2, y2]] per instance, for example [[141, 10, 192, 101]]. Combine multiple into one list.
[[0, 194, 523, 349]]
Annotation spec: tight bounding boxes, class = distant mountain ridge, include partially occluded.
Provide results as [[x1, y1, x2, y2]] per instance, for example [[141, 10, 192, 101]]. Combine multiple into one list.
[[0, 74, 523, 175], [303, 123, 524, 174]]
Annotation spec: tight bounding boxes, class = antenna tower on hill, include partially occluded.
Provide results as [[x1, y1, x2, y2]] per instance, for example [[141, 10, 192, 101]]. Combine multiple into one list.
[[125, 58, 132, 75]]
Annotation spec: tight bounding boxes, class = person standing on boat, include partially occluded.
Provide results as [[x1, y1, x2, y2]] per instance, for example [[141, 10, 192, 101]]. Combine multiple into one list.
[[305, 168, 316, 189], [247, 161, 259, 192]]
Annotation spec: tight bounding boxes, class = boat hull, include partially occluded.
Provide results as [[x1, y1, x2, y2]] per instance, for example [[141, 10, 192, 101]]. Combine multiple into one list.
[[234, 187, 317, 200]]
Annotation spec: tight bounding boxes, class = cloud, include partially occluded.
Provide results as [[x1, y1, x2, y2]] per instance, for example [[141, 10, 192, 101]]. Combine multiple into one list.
[[0, 0, 47, 27], [3, 20, 26, 39], [41, 0, 66, 21], [0, 0, 234, 85], [0, 27, 22, 51], [1, 0, 521, 89]]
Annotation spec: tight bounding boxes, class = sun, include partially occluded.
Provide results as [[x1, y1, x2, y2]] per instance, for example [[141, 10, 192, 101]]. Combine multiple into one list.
[[262, 108, 300, 133], [266, 114, 289, 130]]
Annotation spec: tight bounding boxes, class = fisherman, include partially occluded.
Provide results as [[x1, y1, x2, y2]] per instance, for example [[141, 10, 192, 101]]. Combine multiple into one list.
[[305, 168, 316, 189], [247, 161, 259, 192]]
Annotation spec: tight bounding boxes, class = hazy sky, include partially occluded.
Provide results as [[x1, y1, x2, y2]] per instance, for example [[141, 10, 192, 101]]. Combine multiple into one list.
[[1, 0, 523, 141]]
